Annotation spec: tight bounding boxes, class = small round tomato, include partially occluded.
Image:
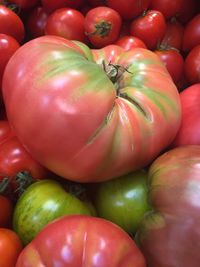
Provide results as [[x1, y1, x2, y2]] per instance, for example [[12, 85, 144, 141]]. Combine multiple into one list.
[[84, 6, 122, 48], [130, 10, 167, 50], [0, 5, 25, 43], [0, 228, 22, 267], [45, 8, 86, 43], [115, 35, 147, 51], [0, 34, 20, 88], [184, 45, 200, 85], [149, 0, 183, 19], [0, 195, 13, 227]]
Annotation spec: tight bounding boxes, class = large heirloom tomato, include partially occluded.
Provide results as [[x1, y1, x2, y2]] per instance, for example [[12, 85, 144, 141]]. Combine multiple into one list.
[[16, 215, 146, 267], [136, 145, 200, 267], [2, 36, 181, 183]]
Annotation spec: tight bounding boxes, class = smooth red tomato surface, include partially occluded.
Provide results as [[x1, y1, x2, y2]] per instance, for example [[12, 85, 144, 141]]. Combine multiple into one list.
[[0, 195, 13, 227], [0, 5, 25, 43], [0, 34, 20, 87], [0, 228, 22, 267], [149, 0, 183, 19], [41, 0, 84, 13], [130, 10, 167, 50], [184, 45, 200, 84], [172, 83, 200, 146], [84, 6, 122, 48], [115, 35, 147, 51], [16, 215, 146, 267], [107, 0, 150, 20], [45, 7, 86, 43]]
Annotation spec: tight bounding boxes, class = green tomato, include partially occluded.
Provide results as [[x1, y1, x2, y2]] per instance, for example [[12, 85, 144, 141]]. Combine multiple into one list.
[[13, 179, 92, 245], [94, 170, 151, 235]]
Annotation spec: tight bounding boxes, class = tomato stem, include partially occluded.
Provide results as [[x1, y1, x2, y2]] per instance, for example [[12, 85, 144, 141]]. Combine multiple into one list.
[[88, 21, 112, 38], [15, 171, 35, 196]]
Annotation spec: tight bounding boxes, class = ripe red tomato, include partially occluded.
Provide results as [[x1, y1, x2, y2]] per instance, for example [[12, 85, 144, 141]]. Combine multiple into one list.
[[115, 35, 147, 51], [182, 14, 200, 53], [172, 83, 200, 146], [41, 0, 84, 13], [0, 228, 22, 267], [0, 34, 20, 88], [130, 10, 167, 50], [155, 48, 184, 85], [107, 0, 150, 20], [16, 215, 146, 267], [149, 0, 183, 19], [0, 195, 13, 227], [45, 8, 86, 43], [7, 0, 39, 9], [0, 5, 25, 43], [84, 6, 122, 48], [184, 45, 200, 85]]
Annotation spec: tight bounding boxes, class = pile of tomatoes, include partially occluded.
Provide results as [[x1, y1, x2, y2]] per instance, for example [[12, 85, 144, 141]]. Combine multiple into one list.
[[0, 0, 200, 266]]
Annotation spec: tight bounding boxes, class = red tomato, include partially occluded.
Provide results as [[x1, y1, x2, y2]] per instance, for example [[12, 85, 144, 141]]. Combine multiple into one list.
[[172, 83, 200, 146], [0, 228, 22, 267], [0, 34, 20, 88], [178, 0, 199, 25], [115, 35, 147, 51], [0, 195, 13, 227], [0, 120, 14, 145], [84, 6, 122, 48], [149, 0, 183, 19], [16, 215, 146, 267], [130, 10, 167, 50], [26, 6, 49, 38], [155, 48, 184, 85], [45, 8, 86, 43], [0, 5, 25, 43], [7, 0, 39, 9], [182, 14, 200, 53], [184, 45, 200, 85], [107, 0, 150, 20], [41, 0, 84, 13]]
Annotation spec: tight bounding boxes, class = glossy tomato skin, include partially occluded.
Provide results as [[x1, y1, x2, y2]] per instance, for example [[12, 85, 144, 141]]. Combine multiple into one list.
[[115, 35, 147, 51], [130, 10, 167, 50], [84, 6, 122, 48], [13, 179, 93, 245], [0, 228, 22, 267], [184, 45, 200, 84], [149, 0, 183, 19], [16, 215, 146, 267], [0, 195, 13, 227], [137, 145, 200, 267], [2, 36, 181, 183], [0, 34, 20, 89], [45, 8, 86, 43], [0, 5, 25, 43], [94, 170, 151, 234], [172, 83, 200, 146]]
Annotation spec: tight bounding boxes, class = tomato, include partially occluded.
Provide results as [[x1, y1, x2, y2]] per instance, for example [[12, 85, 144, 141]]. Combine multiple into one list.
[[184, 45, 200, 85], [130, 10, 167, 50], [136, 145, 200, 267], [84, 6, 122, 48], [26, 6, 49, 38], [0, 195, 13, 227], [0, 34, 20, 89], [0, 5, 25, 43], [13, 179, 93, 245], [178, 0, 199, 25], [155, 48, 184, 85], [115, 35, 147, 51], [0, 228, 22, 267], [41, 0, 84, 13], [45, 7, 86, 43], [149, 0, 183, 19], [2, 35, 181, 183], [172, 84, 200, 146], [182, 14, 200, 53], [16, 215, 146, 267], [94, 169, 151, 235], [0, 120, 14, 145], [107, 0, 150, 20], [7, 0, 39, 9]]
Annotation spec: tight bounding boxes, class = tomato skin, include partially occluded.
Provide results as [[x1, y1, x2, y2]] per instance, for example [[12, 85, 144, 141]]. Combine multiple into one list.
[[94, 170, 151, 234], [0, 195, 13, 227], [115, 35, 147, 51], [13, 179, 93, 245], [16, 215, 146, 267], [0, 5, 25, 43], [184, 45, 200, 85], [172, 83, 200, 146], [149, 0, 183, 19], [107, 0, 150, 20], [7, 0, 39, 9], [41, 0, 84, 13], [45, 8, 86, 43], [0, 228, 22, 267], [2, 36, 181, 183], [0, 34, 20, 88], [178, 0, 199, 25], [84, 6, 122, 48], [182, 14, 200, 53], [130, 10, 167, 50]]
